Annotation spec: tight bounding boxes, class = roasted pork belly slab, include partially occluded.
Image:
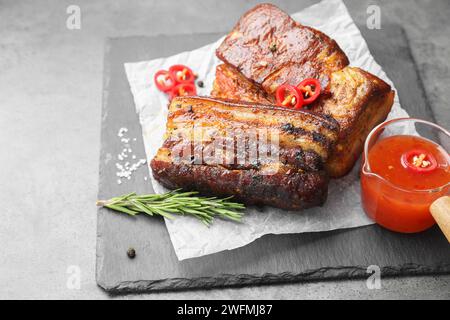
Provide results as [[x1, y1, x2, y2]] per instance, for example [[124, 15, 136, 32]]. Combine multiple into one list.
[[216, 3, 349, 95], [211, 64, 394, 177], [150, 96, 339, 210]]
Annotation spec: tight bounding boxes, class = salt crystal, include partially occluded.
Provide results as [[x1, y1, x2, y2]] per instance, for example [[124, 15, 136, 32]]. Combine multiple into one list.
[[115, 127, 146, 183], [118, 127, 128, 137]]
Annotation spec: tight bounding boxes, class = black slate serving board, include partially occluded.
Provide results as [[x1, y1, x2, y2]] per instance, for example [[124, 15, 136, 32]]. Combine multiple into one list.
[[96, 26, 449, 294]]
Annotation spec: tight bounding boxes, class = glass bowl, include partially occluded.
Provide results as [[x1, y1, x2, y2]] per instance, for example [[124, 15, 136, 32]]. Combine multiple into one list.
[[360, 118, 450, 233]]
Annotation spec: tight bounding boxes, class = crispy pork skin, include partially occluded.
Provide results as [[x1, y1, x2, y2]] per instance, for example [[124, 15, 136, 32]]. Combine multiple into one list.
[[150, 96, 339, 210], [216, 3, 349, 95]]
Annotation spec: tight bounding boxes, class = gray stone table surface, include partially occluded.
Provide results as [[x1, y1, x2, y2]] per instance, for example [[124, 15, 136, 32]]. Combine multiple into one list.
[[0, 0, 449, 299]]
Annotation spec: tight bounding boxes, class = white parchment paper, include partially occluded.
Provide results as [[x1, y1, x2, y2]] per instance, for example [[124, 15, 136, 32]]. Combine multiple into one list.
[[124, 0, 409, 260]]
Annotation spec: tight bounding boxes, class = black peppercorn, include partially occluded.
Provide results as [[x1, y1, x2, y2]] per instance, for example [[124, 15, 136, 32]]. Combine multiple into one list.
[[197, 80, 204, 88], [127, 248, 136, 259]]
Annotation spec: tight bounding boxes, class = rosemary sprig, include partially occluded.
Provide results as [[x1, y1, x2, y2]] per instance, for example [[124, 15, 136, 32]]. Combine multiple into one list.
[[96, 189, 245, 226]]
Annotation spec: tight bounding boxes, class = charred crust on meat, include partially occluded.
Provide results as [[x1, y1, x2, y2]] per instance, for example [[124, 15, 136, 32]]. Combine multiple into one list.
[[216, 4, 349, 91], [251, 174, 263, 185], [312, 132, 326, 144], [281, 123, 306, 135], [281, 123, 329, 148]]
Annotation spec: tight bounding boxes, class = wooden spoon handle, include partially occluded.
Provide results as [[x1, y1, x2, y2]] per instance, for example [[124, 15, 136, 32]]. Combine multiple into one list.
[[430, 196, 450, 243]]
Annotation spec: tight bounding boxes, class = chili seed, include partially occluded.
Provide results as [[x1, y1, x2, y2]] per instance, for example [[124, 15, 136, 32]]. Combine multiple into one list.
[[269, 42, 277, 52], [127, 248, 136, 259]]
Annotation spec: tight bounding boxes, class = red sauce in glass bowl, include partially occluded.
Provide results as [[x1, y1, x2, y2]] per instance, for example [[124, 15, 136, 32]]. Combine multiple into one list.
[[361, 135, 450, 233]]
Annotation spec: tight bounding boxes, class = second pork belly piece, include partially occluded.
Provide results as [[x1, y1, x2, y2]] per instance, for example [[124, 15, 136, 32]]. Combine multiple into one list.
[[150, 96, 339, 211], [211, 64, 394, 178], [313, 67, 395, 177], [216, 3, 349, 95]]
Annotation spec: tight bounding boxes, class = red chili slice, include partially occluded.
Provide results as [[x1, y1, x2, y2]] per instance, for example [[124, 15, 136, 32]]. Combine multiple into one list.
[[298, 78, 321, 105], [401, 149, 437, 173], [154, 70, 175, 92], [169, 64, 195, 84], [169, 83, 197, 100], [275, 84, 304, 109]]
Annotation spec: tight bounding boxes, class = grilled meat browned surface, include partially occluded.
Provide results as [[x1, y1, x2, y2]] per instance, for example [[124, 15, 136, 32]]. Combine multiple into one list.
[[313, 67, 395, 177], [216, 3, 349, 95], [211, 64, 394, 177], [150, 96, 339, 210], [211, 64, 275, 104]]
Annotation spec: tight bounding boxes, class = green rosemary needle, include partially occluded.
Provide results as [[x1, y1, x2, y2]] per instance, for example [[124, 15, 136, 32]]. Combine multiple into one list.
[[96, 189, 245, 226]]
